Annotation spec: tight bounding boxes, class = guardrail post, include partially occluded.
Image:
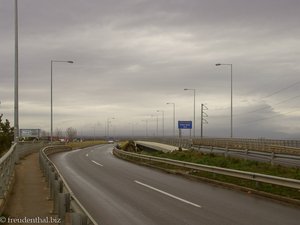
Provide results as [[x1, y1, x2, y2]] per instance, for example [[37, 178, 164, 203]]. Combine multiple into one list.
[[46, 162, 52, 183], [270, 152, 275, 166], [58, 193, 70, 225], [71, 213, 87, 225], [225, 147, 229, 158], [210, 146, 213, 153], [49, 170, 55, 200], [245, 149, 249, 160], [52, 179, 60, 214]]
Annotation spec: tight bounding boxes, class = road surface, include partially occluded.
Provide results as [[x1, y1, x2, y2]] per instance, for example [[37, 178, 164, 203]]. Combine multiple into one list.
[[50, 144, 300, 225]]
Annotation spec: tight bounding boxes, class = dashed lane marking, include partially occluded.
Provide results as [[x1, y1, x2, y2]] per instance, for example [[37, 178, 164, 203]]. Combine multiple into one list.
[[134, 180, 202, 208]]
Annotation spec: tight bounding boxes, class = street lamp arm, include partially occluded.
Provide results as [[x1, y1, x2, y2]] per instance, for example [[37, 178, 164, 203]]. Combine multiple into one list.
[[51, 60, 74, 63]]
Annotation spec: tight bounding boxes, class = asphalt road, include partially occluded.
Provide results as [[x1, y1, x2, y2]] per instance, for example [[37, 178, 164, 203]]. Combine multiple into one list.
[[50, 144, 300, 225]]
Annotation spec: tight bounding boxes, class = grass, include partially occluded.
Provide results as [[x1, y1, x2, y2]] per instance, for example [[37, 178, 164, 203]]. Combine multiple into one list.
[[136, 149, 300, 201], [143, 150, 300, 180], [66, 140, 108, 149]]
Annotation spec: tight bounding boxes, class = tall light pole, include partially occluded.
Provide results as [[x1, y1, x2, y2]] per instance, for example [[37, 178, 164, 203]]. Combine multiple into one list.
[[14, 0, 19, 142], [141, 119, 148, 137], [157, 110, 165, 137], [216, 63, 233, 138], [184, 88, 196, 137], [50, 60, 74, 143], [106, 117, 115, 138], [151, 114, 158, 137], [166, 102, 175, 137]]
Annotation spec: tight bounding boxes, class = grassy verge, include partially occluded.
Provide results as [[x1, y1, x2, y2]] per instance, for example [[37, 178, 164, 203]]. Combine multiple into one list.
[[143, 150, 300, 179], [66, 140, 107, 149], [125, 149, 300, 202]]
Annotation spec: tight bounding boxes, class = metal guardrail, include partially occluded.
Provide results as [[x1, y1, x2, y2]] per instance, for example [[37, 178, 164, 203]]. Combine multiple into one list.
[[192, 138, 300, 156], [140, 138, 300, 167], [113, 148, 300, 190], [40, 146, 98, 225], [0, 143, 17, 214], [140, 137, 300, 155], [191, 145, 300, 167]]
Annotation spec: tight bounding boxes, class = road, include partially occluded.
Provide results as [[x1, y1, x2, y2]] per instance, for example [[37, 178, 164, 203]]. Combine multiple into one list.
[[50, 144, 300, 225]]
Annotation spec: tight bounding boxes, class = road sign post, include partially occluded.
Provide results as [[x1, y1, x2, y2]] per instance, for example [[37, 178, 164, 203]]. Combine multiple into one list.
[[178, 121, 192, 148]]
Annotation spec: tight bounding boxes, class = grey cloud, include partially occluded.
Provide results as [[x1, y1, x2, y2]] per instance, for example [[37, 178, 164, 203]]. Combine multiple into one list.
[[1, 0, 300, 138]]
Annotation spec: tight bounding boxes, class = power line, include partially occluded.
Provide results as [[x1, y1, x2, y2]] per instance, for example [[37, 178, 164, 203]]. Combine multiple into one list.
[[240, 108, 300, 125], [262, 80, 300, 99], [241, 93, 300, 115]]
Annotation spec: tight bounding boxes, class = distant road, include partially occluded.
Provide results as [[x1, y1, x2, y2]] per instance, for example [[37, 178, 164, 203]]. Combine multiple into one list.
[[50, 145, 300, 225]]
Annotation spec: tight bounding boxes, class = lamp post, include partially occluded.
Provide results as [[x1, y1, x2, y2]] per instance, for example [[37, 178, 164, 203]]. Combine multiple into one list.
[[141, 119, 149, 137], [151, 114, 158, 137], [216, 63, 233, 138], [166, 102, 175, 137], [106, 117, 115, 138], [157, 110, 165, 137], [14, 0, 19, 142], [184, 88, 196, 137], [50, 60, 74, 143]]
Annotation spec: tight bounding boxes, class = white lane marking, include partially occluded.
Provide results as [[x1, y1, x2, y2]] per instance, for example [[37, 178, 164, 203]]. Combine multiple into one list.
[[134, 180, 202, 208], [86, 153, 89, 157], [91, 160, 103, 167]]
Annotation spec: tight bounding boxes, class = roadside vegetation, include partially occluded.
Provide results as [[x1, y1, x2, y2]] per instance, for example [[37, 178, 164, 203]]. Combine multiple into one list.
[[120, 142, 300, 202], [143, 149, 300, 180], [0, 115, 14, 157], [66, 140, 108, 149]]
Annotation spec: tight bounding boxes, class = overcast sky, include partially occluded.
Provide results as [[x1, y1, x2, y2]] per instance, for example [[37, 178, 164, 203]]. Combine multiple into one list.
[[1, 0, 300, 139]]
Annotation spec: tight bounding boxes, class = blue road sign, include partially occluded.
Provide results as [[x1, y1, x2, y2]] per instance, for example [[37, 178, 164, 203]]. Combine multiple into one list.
[[178, 121, 192, 129]]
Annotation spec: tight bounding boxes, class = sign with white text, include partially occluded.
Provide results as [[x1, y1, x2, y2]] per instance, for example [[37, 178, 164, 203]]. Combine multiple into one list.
[[178, 121, 192, 129]]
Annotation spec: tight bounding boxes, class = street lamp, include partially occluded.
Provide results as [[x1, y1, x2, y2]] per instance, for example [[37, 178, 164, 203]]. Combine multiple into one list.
[[141, 119, 149, 137], [184, 88, 196, 137], [106, 117, 115, 138], [151, 114, 159, 137], [50, 60, 74, 143], [216, 63, 233, 138], [14, 0, 19, 142], [166, 102, 175, 137], [157, 110, 165, 137]]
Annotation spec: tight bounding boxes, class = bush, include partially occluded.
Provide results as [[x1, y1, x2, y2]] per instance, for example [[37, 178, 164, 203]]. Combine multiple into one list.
[[0, 114, 14, 156]]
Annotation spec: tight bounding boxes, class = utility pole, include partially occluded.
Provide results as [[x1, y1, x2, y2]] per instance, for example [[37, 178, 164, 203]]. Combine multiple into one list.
[[200, 104, 208, 138]]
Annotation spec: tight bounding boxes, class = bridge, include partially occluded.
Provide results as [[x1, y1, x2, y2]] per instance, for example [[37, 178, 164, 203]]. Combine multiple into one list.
[[1, 138, 300, 225]]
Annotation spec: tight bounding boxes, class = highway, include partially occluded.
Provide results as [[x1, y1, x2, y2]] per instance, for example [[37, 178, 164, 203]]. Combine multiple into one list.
[[50, 144, 300, 225]]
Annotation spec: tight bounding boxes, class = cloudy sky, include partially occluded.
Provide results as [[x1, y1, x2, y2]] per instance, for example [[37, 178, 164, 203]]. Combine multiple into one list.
[[1, 0, 300, 139]]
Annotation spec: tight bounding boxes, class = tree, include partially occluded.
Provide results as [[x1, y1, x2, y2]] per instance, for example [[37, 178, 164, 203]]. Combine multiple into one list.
[[0, 114, 14, 156], [66, 127, 77, 141], [55, 128, 63, 139]]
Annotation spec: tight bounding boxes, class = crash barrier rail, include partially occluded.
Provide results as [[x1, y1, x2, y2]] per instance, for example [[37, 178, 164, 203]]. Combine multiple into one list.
[[0, 144, 17, 215], [139, 138, 300, 166], [192, 138, 300, 156], [191, 144, 300, 167], [40, 146, 98, 225], [113, 148, 300, 190], [140, 137, 300, 155]]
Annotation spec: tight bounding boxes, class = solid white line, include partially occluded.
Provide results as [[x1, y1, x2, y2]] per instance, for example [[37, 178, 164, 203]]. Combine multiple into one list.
[[91, 160, 103, 167], [134, 180, 202, 208]]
